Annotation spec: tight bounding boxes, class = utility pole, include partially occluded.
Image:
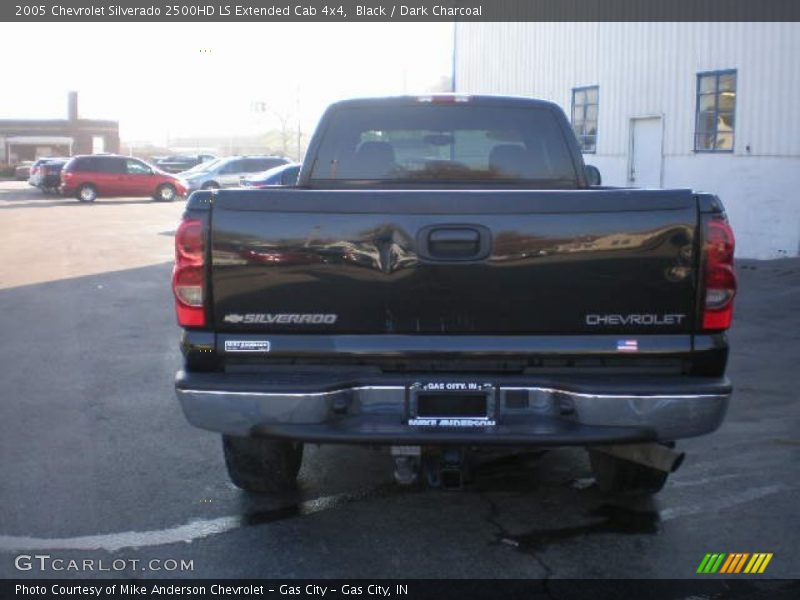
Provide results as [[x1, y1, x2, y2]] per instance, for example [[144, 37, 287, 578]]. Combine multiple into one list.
[[295, 85, 302, 160]]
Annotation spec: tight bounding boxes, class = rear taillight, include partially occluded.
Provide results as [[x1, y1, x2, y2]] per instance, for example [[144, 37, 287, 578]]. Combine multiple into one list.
[[702, 216, 736, 330], [172, 218, 206, 327]]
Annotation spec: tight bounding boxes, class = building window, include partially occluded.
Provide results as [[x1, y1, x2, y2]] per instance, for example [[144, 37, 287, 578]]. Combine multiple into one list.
[[571, 86, 598, 153], [695, 70, 736, 152]]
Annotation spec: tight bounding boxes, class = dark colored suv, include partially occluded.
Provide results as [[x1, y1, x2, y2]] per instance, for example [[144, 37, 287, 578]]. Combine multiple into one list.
[[27, 157, 68, 192], [60, 155, 188, 202], [36, 158, 69, 194]]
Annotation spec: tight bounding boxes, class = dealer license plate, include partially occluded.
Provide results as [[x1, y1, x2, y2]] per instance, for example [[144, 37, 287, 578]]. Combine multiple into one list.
[[407, 382, 496, 427]]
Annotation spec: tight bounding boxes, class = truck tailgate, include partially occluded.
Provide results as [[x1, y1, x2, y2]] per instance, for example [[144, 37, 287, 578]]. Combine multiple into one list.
[[209, 188, 698, 335]]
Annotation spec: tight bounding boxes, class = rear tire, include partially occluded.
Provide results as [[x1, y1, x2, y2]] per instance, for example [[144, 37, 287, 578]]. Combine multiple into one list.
[[154, 183, 177, 202], [589, 449, 669, 495], [222, 435, 303, 493], [202, 181, 220, 190], [76, 184, 97, 203]]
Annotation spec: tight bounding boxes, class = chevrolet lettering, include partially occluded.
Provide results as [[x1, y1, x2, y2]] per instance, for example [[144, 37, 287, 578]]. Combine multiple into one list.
[[586, 313, 687, 326]]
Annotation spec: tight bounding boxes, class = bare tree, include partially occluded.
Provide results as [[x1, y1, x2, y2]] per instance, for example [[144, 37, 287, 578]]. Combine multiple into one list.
[[252, 101, 300, 159]]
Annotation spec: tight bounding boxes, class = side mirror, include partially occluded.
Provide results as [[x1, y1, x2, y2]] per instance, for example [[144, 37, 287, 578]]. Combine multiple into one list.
[[585, 165, 602, 186]]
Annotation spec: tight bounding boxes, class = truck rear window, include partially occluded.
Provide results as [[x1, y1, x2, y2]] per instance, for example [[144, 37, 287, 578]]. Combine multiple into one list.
[[308, 104, 579, 187]]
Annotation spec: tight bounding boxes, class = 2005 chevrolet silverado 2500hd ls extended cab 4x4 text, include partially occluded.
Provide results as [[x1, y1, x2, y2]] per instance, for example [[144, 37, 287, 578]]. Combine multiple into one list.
[[172, 95, 736, 494]]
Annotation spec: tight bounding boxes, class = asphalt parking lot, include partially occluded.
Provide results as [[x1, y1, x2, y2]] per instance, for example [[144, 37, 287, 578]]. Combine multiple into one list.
[[0, 179, 798, 581]]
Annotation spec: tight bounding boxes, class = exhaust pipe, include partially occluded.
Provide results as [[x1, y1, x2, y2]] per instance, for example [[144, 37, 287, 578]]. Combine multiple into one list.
[[392, 455, 419, 485], [590, 443, 685, 473], [391, 446, 421, 486]]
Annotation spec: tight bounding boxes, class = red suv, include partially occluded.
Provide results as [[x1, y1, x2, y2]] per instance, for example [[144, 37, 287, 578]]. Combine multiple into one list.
[[60, 155, 188, 202]]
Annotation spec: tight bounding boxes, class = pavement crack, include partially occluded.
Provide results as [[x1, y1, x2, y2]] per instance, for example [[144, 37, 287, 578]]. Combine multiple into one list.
[[479, 491, 556, 598]]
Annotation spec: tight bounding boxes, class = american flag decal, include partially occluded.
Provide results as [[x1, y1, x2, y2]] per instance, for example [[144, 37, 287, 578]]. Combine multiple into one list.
[[617, 339, 638, 352]]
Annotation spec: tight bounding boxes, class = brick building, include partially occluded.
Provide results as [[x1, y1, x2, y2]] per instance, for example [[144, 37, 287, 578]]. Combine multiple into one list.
[[0, 92, 119, 164]]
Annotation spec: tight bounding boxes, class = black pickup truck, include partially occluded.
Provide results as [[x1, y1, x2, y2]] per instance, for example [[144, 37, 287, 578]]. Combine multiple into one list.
[[173, 95, 736, 494]]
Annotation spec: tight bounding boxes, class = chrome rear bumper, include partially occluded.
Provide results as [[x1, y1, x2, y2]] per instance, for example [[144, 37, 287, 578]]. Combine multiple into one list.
[[175, 371, 730, 444]]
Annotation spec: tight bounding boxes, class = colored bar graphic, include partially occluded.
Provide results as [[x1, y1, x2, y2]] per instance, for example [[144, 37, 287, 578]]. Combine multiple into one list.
[[719, 554, 736, 573], [704, 552, 774, 575], [710, 553, 726, 573], [758, 553, 773, 573], [697, 552, 726, 573], [734, 553, 749, 573], [697, 553, 713, 573], [720, 552, 742, 573], [745, 554, 763, 573], [720, 553, 739, 573], [703, 554, 719, 573]]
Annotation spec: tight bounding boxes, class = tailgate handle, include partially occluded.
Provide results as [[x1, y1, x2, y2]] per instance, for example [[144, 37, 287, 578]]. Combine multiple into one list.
[[421, 226, 490, 261]]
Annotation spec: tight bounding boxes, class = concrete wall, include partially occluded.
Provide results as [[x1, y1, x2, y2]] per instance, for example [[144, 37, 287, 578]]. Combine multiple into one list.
[[454, 22, 800, 258]]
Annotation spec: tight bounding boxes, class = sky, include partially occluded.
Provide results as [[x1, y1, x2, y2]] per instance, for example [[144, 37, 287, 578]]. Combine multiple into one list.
[[0, 22, 453, 145]]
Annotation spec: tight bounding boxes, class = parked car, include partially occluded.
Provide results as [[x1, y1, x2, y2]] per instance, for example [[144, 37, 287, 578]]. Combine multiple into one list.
[[155, 154, 217, 174], [60, 154, 188, 202], [34, 158, 69, 194], [173, 95, 736, 495], [181, 156, 290, 193], [27, 160, 45, 187], [15, 161, 35, 181], [241, 163, 301, 188], [28, 157, 69, 186]]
